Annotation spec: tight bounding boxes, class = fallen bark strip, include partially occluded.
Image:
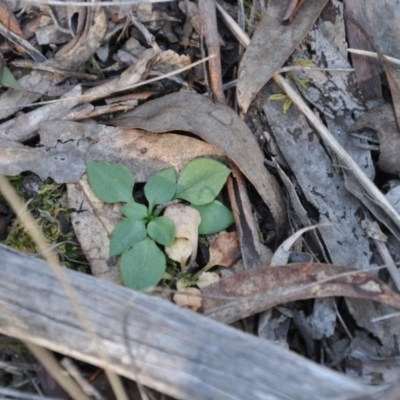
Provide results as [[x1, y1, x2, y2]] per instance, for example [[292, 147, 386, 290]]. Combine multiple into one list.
[[0, 244, 377, 400]]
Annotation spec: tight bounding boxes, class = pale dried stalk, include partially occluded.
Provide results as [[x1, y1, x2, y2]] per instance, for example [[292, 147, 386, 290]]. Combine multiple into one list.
[[0, 175, 129, 400], [26, 344, 91, 400], [374, 239, 400, 291], [348, 48, 400, 66], [199, 0, 226, 104], [61, 358, 105, 400], [0, 56, 213, 112]]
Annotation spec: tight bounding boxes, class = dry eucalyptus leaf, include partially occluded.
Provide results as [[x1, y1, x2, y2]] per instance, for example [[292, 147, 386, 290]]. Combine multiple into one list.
[[173, 287, 202, 311], [67, 2, 86, 37], [67, 175, 121, 284], [179, 1, 202, 35], [350, 104, 400, 176], [344, 0, 382, 102], [270, 222, 333, 266], [0, 0, 25, 54], [116, 49, 159, 88], [361, 220, 387, 242], [236, 0, 329, 114], [201, 263, 400, 324], [164, 204, 201, 264], [158, 50, 191, 73], [386, 183, 400, 214], [346, 17, 400, 130], [165, 238, 192, 270], [197, 272, 220, 289], [347, 1, 400, 120], [273, 159, 328, 261], [0, 120, 224, 183], [204, 231, 240, 271], [109, 91, 285, 235]]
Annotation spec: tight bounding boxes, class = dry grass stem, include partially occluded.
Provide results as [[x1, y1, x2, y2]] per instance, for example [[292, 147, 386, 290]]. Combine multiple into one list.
[[348, 48, 400, 66], [0, 55, 214, 111], [0, 175, 129, 400], [25, 343, 91, 400]]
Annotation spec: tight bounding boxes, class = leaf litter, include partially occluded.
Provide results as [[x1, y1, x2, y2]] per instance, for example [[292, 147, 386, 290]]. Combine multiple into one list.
[[2, 0, 400, 397]]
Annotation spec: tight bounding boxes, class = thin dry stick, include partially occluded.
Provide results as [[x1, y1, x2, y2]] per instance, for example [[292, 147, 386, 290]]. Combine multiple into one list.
[[0, 55, 214, 111], [372, 311, 400, 322], [198, 0, 226, 104], [137, 384, 151, 400], [11, 60, 98, 80], [374, 239, 400, 291], [347, 48, 400, 66], [0, 387, 60, 400], [61, 358, 105, 400], [0, 175, 129, 400], [0, 21, 46, 63], [216, 3, 400, 237], [26, 344, 91, 400]]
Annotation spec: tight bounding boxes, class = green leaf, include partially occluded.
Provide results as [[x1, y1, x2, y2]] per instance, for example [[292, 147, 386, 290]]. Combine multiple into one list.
[[144, 167, 177, 210], [110, 219, 147, 256], [120, 238, 166, 290], [86, 160, 135, 203], [268, 93, 288, 101], [282, 97, 293, 114], [0, 66, 25, 91], [175, 158, 231, 206], [147, 216, 175, 246], [191, 200, 234, 234], [120, 201, 148, 220]]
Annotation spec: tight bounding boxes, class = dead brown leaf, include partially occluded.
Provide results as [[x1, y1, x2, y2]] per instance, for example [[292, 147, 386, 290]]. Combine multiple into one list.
[[270, 222, 333, 266], [201, 263, 400, 324], [0, 120, 224, 183], [67, 1, 86, 37], [236, 0, 328, 114], [227, 167, 273, 269], [109, 91, 286, 235], [343, 0, 382, 102], [346, 15, 400, 131], [350, 104, 400, 176], [0, 0, 25, 54], [201, 231, 240, 273], [67, 175, 122, 284]]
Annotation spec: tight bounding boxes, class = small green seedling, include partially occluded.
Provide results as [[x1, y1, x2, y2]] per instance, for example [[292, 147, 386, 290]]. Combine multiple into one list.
[[86, 158, 234, 291]]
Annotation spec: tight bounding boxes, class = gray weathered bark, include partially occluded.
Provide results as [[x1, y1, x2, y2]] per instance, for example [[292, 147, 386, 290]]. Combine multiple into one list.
[[0, 244, 377, 399]]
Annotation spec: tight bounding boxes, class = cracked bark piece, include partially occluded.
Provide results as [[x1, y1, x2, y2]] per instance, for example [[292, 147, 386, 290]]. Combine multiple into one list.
[[263, 82, 371, 269]]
